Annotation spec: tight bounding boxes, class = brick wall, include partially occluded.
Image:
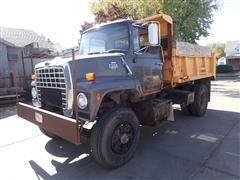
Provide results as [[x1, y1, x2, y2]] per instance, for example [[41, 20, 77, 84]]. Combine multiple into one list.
[[227, 58, 240, 71]]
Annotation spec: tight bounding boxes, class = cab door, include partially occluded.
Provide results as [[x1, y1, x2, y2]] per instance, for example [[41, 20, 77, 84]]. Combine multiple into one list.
[[131, 26, 163, 94]]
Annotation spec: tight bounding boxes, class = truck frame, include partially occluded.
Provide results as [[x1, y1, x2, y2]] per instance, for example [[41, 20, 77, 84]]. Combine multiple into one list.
[[17, 14, 216, 168]]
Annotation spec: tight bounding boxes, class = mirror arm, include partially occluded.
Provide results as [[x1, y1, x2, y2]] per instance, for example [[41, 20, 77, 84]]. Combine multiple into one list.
[[134, 46, 149, 55]]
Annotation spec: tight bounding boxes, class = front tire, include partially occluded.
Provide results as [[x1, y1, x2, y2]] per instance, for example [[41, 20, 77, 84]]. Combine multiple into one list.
[[90, 108, 140, 168]]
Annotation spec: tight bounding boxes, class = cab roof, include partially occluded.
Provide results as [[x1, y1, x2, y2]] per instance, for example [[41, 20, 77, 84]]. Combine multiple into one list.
[[83, 14, 173, 34], [83, 19, 132, 34]]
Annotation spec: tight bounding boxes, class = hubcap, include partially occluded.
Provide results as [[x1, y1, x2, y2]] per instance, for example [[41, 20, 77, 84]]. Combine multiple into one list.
[[111, 121, 134, 154], [120, 134, 129, 144]]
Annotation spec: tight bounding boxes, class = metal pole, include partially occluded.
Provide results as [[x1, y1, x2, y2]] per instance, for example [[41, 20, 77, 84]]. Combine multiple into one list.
[[71, 49, 80, 144], [132, 0, 136, 19], [30, 57, 34, 75], [21, 51, 27, 89], [13, 61, 19, 104]]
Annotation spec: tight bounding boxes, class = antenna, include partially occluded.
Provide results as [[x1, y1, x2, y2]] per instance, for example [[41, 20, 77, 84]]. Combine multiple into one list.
[[132, 0, 136, 19]]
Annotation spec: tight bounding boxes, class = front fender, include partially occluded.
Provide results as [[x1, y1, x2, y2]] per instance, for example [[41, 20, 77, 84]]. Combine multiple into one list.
[[77, 77, 142, 121]]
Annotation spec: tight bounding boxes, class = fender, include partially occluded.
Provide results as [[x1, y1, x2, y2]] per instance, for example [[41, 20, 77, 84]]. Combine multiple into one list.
[[76, 77, 142, 121]]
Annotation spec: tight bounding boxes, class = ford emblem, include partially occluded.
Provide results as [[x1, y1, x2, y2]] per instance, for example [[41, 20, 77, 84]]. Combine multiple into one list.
[[109, 62, 118, 70], [45, 62, 50, 66]]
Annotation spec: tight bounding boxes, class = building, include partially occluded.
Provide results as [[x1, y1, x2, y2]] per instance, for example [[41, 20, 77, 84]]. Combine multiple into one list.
[[62, 46, 79, 58], [225, 41, 240, 70], [0, 27, 57, 91], [217, 57, 226, 65]]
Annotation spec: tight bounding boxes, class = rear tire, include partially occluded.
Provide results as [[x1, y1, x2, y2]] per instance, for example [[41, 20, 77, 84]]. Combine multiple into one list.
[[39, 127, 59, 139], [180, 103, 192, 115], [189, 83, 209, 117], [90, 107, 140, 168]]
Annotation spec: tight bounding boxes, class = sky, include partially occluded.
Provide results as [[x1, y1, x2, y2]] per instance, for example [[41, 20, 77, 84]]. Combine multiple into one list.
[[198, 0, 240, 45], [0, 0, 239, 48], [0, 0, 94, 48]]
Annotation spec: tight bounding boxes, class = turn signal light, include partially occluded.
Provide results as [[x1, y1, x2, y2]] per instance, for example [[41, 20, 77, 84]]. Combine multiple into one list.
[[86, 73, 95, 81], [31, 74, 36, 80]]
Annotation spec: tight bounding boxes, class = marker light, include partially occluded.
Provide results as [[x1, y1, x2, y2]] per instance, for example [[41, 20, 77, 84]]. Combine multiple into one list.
[[32, 74, 36, 80], [86, 73, 95, 81]]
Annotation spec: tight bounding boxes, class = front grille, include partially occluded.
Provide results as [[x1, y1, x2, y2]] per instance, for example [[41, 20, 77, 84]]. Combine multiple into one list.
[[35, 66, 67, 109]]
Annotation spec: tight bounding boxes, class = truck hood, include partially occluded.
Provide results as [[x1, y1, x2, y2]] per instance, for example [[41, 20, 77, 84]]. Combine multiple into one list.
[[35, 53, 125, 68], [35, 53, 130, 81]]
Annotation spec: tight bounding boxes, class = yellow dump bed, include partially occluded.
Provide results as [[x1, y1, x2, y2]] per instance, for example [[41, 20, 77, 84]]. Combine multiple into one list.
[[163, 48, 216, 87], [143, 14, 216, 87]]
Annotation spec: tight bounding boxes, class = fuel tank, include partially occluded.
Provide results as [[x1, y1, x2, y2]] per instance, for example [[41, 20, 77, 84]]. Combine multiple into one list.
[[132, 98, 172, 126]]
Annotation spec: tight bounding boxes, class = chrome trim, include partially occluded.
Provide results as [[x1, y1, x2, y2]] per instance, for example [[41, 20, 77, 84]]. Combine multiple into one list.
[[120, 56, 133, 76], [64, 63, 73, 117], [35, 64, 73, 117]]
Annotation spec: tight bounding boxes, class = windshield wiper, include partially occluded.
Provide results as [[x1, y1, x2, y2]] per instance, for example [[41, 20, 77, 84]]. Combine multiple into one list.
[[87, 49, 127, 55], [104, 49, 128, 53], [87, 52, 101, 55]]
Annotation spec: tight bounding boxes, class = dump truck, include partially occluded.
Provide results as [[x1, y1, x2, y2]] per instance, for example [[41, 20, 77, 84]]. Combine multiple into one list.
[[17, 14, 216, 168]]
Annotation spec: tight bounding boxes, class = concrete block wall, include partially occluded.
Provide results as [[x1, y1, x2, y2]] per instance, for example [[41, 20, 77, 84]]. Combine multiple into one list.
[[0, 43, 10, 88]]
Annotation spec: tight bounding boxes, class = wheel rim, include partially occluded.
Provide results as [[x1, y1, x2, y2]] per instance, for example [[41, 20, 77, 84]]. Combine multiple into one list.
[[111, 121, 134, 154]]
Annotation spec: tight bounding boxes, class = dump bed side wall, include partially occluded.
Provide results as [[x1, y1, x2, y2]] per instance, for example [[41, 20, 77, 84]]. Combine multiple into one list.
[[163, 48, 216, 87]]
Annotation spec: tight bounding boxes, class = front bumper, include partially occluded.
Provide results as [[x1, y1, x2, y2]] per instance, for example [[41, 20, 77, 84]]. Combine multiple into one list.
[[17, 102, 81, 145]]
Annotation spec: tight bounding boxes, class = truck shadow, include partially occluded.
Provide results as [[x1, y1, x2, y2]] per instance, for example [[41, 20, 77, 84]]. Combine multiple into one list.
[[29, 108, 240, 180]]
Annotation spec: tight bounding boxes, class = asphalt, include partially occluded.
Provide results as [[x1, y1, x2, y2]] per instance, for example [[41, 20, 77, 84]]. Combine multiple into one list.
[[217, 71, 240, 78], [0, 76, 239, 180]]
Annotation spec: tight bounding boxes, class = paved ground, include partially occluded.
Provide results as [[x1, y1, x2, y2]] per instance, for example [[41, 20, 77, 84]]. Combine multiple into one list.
[[0, 76, 239, 180]]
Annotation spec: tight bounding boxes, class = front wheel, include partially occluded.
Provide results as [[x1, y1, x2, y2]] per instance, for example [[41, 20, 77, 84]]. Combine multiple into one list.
[[90, 108, 140, 168]]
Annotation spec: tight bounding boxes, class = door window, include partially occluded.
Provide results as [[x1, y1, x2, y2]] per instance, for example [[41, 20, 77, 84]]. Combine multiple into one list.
[[133, 27, 148, 51]]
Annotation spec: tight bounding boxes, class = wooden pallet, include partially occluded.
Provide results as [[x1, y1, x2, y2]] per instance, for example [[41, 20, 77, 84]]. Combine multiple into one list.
[[0, 87, 25, 106], [0, 87, 25, 96]]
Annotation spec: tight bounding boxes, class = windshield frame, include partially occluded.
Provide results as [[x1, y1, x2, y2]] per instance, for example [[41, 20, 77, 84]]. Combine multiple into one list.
[[79, 21, 130, 55]]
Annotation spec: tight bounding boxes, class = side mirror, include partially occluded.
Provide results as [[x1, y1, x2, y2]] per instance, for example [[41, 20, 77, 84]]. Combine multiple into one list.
[[148, 23, 160, 46]]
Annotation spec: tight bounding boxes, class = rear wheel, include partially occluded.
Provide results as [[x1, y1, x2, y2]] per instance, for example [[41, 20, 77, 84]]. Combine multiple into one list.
[[90, 108, 140, 168], [189, 83, 209, 117], [180, 103, 192, 115], [39, 127, 59, 139]]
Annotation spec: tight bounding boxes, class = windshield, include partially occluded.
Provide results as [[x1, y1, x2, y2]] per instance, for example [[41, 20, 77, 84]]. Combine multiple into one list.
[[79, 22, 129, 55]]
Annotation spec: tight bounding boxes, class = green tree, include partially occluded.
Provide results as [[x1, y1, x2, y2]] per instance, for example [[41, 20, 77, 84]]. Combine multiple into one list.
[[90, 0, 219, 43], [207, 42, 225, 59], [80, 21, 94, 33]]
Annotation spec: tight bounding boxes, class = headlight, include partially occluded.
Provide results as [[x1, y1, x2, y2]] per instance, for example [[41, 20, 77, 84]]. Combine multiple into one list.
[[31, 87, 37, 99], [32, 98, 41, 107], [77, 93, 88, 109]]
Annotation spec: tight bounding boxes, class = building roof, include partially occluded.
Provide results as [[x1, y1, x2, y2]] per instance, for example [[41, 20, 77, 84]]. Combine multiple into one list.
[[0, 27, 54, 49], [225, 41, 240, 60]]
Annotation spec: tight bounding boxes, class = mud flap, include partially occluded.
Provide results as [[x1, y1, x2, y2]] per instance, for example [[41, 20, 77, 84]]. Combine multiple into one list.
[[167, 102, 174, 121]]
